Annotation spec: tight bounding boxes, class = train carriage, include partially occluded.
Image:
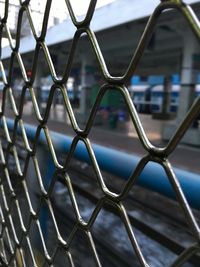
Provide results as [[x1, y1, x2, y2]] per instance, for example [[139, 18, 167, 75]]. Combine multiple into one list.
[[129, 84, 152, 113], [130, 78, 200, 116], [150, 84, 180, 114]]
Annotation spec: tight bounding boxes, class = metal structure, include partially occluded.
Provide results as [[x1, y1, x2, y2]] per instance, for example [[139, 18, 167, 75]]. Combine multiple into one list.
[[0, 1, 200, 266]]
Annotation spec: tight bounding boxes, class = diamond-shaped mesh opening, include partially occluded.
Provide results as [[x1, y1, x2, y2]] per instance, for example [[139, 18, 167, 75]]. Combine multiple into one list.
[[68, 228, 99, 267], [2, 89, 17, 122]]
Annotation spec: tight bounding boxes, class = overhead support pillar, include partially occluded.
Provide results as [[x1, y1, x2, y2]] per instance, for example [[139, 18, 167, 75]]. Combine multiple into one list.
[[163, 76, 172, 114], [153, 76, 173, 120], [76, 56, 96, 125], [163, 31, 200, 145], [70, 68, 79, 106], [176, 31, 198, 123]]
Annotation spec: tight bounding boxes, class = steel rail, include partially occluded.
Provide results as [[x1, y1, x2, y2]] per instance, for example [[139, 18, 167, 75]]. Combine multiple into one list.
[[5, 118, 200, 210]]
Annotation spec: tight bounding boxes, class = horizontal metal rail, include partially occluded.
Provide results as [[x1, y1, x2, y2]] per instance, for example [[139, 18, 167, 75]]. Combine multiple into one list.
[[5, 118, 200, 210]]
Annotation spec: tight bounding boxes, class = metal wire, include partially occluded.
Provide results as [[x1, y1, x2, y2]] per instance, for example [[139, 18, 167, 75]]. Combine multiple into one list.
[[0, 0, 199, 266]]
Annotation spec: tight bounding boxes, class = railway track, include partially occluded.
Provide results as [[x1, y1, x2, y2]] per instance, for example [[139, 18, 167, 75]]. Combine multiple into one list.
[[1, 139, 200, 266], [48, 159, 200, 267]]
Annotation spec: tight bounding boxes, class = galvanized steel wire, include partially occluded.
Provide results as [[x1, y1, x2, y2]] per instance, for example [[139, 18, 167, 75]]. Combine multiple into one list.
[[0, 0, 199, 266]]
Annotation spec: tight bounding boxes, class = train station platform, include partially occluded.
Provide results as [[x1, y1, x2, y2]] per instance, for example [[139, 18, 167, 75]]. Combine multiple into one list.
[[9, 110, 200, 174]]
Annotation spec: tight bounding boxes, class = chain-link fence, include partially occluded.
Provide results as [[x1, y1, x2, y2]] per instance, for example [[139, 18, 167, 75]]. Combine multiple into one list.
[[0, 0, 200, 266]]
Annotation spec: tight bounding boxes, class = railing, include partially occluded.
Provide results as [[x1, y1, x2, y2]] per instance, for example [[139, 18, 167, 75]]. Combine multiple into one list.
[[4, 118, 200, 210], [0, 1, 200, 267]]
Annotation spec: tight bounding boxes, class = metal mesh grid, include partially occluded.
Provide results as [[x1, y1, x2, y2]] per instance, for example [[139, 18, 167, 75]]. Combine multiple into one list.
[[0, 0, 199, 266]]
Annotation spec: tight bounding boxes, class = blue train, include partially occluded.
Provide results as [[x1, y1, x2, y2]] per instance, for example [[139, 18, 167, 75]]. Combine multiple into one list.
[[40, 76, 77, 103], [7, 76, 78, 103], [129, 74, 200, 114]]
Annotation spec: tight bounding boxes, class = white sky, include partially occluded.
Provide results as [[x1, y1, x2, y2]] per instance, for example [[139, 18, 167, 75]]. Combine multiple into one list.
[[67, 0, 115, 15], [7, 0, 116, 19], [50, 0, 115, 22]]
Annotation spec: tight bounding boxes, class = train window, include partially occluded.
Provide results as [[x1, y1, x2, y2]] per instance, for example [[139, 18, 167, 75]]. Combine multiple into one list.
[[140, 76, 148, 82]]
